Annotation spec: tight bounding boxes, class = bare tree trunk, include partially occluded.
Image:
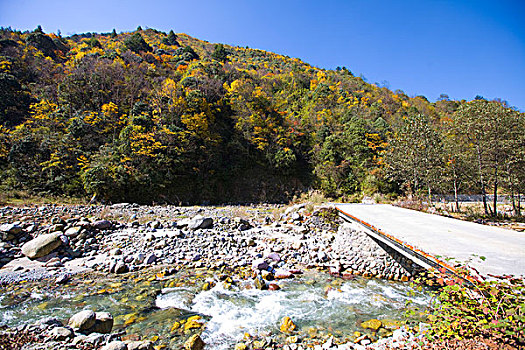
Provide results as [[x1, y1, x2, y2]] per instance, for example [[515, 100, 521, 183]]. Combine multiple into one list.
[[413, 168, 418, 198], [509, 170, 517, 216], [476, 146, 489, 215], [511, 186, 517, 216], [518, 190, 522, 217], [493, 165, 498, 217], [480, 171, 489, 215], [453, 169, 460, 212]]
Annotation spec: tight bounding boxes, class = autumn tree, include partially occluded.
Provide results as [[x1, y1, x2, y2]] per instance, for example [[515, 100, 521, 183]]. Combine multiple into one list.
[[451, 100, 523, 216], [385, 113, 444, 201]]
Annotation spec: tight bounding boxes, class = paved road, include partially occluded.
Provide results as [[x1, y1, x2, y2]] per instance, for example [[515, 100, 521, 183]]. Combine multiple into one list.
[[335, 204, 525, 278]]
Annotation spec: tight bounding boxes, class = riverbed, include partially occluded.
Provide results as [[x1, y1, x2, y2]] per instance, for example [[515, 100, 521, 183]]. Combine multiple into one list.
[[0, 266, 431, 349]]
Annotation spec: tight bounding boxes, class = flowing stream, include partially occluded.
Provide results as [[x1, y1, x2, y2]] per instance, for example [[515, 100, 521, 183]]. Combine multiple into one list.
[[0, 268, 431, 349]]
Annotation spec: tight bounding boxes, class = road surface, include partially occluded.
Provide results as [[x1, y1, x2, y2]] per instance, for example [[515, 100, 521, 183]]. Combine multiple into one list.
[[335, 204, 525, 278]]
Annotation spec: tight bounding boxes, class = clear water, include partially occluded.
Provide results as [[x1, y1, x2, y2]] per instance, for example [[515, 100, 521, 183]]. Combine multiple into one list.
[[0, 269, 430, 349], [157, 272, 430, 349]]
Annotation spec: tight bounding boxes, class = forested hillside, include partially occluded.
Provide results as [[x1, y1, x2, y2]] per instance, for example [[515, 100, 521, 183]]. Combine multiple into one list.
[[0, 26, 523, 208]]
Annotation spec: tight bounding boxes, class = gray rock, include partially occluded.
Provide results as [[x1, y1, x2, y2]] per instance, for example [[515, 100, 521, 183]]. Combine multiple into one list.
[[83, 332, 107, 346], [91, 312, 113, 334], [55, 274, 70, 284], [48, 326, 74, 340], [110, 248, 123, 256], [49, 224, 65, 232], [0, 223, 22, 235], [144, 253, 156, 265], [133, 253, 145, 264], [101, 341, 128, 350], [65, 226, 82, 238], [93, 220, 112, 230], [291, 212, 302, 221], [21, 232, 62, 259], [37, 317, 63, 328], [252, 258, 269, 270], [126, 340, 154, 350], [72, 334, 87, 345], [114, 261, 129, 274], [268, 253, 281, 262], [1, 223, 24, 241], [100, 340, 128, 350], [59, 234, 69, 246], [68, 310, 96, 331], [185, 215, 213, 230]]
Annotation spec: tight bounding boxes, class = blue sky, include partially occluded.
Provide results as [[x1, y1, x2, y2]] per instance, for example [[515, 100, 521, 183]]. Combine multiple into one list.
[[1, 0, 524, 110]]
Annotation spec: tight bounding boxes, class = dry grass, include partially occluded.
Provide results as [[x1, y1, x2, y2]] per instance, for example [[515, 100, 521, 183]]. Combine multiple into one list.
[[292, 189, 330, 205], [228, 206, 250, 219], [0, 190, 86, 206], [270, 205, 287, 222]]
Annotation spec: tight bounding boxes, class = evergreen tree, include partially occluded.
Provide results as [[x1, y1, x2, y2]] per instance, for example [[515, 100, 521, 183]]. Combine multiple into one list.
[[167, 30, 177, 44], [212, 43, 228, 62], [124, 33, 152, 53]]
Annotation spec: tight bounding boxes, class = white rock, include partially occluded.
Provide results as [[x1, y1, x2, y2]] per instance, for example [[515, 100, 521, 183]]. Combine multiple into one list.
[[21, 232, 62, 259], [101, 341, 127, 350], [68, 310, 96, 331]]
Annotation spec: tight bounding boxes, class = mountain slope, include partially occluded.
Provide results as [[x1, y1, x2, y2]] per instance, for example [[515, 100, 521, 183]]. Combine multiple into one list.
[[0, 27, 469, 203]]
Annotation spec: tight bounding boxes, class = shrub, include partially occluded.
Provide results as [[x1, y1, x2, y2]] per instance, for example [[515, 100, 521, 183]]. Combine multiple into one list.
[[423, 267, 525, 347]]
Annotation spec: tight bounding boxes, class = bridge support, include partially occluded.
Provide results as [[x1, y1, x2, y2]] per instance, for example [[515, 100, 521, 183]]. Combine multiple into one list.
[[337, 208, 460, 278]]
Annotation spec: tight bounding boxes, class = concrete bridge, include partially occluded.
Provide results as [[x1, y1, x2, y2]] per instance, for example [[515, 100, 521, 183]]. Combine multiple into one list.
[[335, 204, 525, 279]]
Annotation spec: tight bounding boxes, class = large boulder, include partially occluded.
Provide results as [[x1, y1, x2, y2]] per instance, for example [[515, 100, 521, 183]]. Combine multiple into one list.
[[93, 220, 112, 230], [21, 232, 62, 259], [68, 310, 96, 332], [91, 312, 113, 334], [47, 327, 74, 341], [178, 215, 213, 230]]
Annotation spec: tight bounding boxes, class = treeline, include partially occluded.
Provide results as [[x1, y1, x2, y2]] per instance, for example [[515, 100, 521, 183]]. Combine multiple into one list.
[[0, 27, 523, 209]]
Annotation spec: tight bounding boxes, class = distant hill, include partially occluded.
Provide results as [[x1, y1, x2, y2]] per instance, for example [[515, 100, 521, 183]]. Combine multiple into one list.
[[0, 27, 521, 205]]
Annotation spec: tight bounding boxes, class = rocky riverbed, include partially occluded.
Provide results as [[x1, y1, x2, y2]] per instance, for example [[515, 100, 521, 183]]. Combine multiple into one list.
[[0, 203, 430, 350]]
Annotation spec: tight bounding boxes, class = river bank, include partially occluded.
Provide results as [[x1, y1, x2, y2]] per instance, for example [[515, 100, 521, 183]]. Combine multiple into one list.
[[1, 203, 428, 349]]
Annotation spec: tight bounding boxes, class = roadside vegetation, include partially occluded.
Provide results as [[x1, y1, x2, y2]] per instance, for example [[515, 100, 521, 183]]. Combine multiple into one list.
[[405, 262, 525, 350]]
